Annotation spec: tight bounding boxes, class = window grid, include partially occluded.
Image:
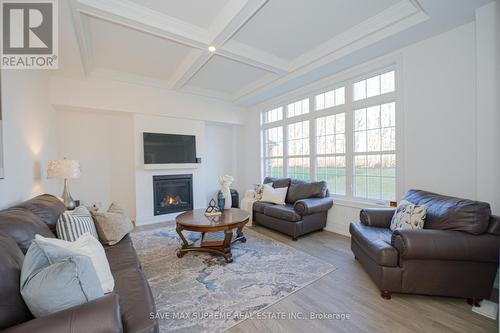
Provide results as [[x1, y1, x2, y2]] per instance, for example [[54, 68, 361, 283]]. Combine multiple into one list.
[[287, 121, 310, 180], [287, 98, 309, 118], [316, 114, 346, 195], [262, 107, 283, 124], [262, 126, 284, 178], [353, 102, 396, 201], [315, 87, 345, 111], [260, 67, 397, 204]]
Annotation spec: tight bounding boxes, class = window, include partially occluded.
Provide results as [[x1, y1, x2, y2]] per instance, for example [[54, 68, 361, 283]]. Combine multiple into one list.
[[262, 127, 284, 177], [260, 67, 397, 203], [353, 102, 396, 201], [315, 87, 345, 110], [288, 121, 310, 180], [316, 114, 346, 194], [287, 98, 309, 118], [353, 71, 395, 101], [262, 107, 283, 124]]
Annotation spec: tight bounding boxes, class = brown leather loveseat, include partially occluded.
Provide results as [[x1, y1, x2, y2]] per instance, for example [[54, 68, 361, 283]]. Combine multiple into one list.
[[0, 194, 158, 333], [253, 177, 333, 240], [350, 189, 499, 304]]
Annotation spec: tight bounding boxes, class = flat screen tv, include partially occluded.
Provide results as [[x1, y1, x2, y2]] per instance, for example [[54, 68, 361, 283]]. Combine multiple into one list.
[[143, 133, 197, 164]]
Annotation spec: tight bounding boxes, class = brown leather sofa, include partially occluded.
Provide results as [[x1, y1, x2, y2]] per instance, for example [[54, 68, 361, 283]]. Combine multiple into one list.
[[0, 194, 158, 333], [253, 177, 333, 240], [350, 189, 499, 303]]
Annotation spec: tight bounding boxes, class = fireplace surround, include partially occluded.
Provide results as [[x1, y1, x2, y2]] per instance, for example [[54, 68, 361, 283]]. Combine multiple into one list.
[[153, 174, 193, 215]]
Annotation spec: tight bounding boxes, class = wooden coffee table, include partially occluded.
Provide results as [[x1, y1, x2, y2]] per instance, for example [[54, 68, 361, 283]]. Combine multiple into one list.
[[175, 208, 250, 263]]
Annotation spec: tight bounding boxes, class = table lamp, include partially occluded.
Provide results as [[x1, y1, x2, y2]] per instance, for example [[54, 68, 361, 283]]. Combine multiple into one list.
[[47, 158, 81, 210]]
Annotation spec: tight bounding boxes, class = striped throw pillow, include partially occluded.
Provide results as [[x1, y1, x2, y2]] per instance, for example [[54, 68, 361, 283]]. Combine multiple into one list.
[[56, 206, 99, 241]]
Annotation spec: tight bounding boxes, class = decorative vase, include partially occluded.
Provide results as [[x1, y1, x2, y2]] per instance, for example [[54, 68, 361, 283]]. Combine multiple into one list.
[[218, 175, 234, 209], [217, 191, 225, 212]]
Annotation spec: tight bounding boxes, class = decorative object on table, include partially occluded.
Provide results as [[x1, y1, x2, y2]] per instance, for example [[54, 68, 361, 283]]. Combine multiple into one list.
[[230, 189, 239, 208], [217, 191, 225, 212], [91, 203, 133, 245], [47, 158, 81, 210], [204, 198, 222, 217], [56, 206, 99, 241], [218, 175, 234, 209]]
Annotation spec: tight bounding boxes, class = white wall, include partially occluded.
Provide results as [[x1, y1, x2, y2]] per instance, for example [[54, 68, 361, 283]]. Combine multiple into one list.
[[475, 2, 499, 215], [204, 123, 241, 203], [0, 70, 59, 208], [243, 21, 482, 236], [50, 76, 247, 125], [55, 109, 136, 217]]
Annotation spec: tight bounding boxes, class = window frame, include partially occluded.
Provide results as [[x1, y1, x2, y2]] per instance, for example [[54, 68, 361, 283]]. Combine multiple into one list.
[[260, 62, 401, 206]]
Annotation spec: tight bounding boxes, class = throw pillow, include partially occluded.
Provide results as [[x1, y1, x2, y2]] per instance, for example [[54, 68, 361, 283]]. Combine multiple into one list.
[[91, 203, 133, 245], [35, 233, 115, 293], [20, 240, 103, 317], [56, 206, 99, 241], [390, 200, 427, 231], [260, 183, 288, 205]]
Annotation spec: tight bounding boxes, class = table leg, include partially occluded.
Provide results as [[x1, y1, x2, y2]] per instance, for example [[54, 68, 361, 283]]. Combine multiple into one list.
[[235, 222, 247, 243], [176, 226, 189, 258], [223, 229, 233, 263]]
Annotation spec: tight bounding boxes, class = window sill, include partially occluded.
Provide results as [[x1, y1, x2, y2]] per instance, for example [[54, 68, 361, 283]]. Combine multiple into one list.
[[330, 197, 392, 209]]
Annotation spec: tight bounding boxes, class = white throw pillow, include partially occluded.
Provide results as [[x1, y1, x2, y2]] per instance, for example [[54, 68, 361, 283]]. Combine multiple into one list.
[[260, 183, 288, 205], [390, 200, 427, 231], [35, 233, 115, 293]]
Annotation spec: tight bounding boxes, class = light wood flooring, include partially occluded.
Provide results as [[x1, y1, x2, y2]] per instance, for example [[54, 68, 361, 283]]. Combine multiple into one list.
[[226, 225, 499, 333]]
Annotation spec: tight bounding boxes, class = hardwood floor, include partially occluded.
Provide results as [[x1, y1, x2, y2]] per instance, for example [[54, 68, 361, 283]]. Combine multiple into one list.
[[227, 225, 498, 333]]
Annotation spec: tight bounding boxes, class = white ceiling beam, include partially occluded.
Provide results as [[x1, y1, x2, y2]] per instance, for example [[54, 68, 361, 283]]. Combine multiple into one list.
[[68, 0, 94, 75], [168, 49, 213, 89], [169, 0, 285, 89]]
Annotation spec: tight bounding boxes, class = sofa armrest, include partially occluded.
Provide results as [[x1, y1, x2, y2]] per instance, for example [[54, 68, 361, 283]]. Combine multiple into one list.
[[294, 197, 333, 216], [391, 229, 499, 263], [359, 208, 396, 228], [3, 294, 123, 333]]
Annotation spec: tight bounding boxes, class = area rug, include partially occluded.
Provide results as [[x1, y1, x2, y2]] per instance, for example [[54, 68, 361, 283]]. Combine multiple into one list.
[[131, 222, 335, 332]]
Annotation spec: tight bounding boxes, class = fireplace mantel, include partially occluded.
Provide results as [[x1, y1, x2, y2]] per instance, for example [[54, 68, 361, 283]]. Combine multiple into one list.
[[144, 163, 200, 170]]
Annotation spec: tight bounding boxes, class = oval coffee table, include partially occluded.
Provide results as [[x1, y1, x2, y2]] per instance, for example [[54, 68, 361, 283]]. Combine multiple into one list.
[[175, 208, 250, 263]]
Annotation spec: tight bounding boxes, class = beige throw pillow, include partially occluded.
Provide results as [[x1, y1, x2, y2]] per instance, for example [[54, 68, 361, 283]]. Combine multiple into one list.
[[260, 183, 288, 205], [91, 203, 133, 245]]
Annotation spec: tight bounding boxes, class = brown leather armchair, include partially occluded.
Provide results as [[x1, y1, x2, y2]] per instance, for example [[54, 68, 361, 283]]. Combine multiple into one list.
[[350, 189, 499, 304]]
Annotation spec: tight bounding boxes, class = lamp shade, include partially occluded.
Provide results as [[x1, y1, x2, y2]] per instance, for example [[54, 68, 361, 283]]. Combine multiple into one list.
[[47, 159, 81, 179]]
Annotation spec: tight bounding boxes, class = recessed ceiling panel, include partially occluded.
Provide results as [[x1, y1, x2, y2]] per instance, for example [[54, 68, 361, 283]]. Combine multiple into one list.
[[186, 55, 275, 94], [87, 16, 195, 81], [233, 0, 400, 60], [126, 0, 230, 29]]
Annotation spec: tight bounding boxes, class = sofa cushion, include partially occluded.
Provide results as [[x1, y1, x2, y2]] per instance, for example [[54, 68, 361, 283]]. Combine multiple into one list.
[[12, 194, 65, 233], [0, 232, 33, 330], [403, 189, 491, 235], [263, 205, 302, 222], [113, 268, 157, 333], [286, 179, 328, 204], [263, 177, 291, 189], [104, 234, 141, 272], [253, 201, 274, 214], [0, 208, 55, 253], [349, 222, 398, 267], [20, 240, 104, 317]]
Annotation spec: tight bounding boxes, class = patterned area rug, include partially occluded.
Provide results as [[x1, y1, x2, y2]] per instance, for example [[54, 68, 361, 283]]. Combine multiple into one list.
[[131, 222, 335, 332]]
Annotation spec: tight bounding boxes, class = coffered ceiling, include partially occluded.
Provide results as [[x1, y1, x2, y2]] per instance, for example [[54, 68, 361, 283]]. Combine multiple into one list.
[[58, 0, 492, 106]]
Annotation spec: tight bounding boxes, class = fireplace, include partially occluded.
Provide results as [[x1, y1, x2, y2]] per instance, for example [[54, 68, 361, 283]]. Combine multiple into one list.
[[153, 174, 193, 215]]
